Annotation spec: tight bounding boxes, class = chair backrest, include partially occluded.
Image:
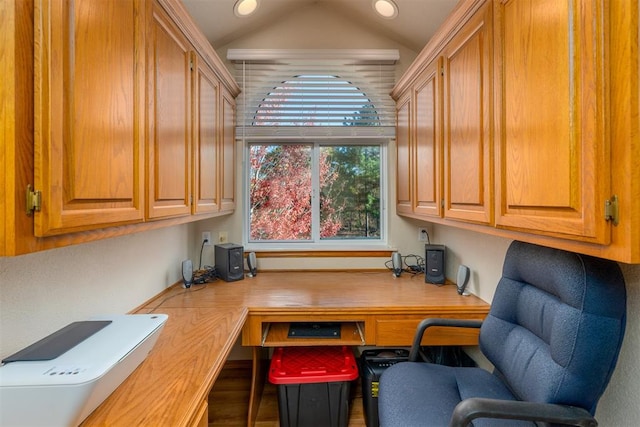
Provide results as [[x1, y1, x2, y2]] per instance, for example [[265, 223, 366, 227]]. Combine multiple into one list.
[[479, 241, 626, 414]]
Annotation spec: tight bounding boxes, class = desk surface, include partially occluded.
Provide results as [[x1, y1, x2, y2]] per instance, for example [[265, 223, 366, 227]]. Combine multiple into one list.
[[81, 271, 490, 426], [142, 270, 489, 312]]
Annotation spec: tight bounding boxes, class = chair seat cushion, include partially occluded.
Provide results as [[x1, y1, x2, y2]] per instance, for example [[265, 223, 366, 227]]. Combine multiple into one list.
[[378, 362, 535, 427]]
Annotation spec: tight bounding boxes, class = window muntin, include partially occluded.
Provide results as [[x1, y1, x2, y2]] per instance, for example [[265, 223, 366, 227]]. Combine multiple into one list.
[[248, 142, 382, 244]]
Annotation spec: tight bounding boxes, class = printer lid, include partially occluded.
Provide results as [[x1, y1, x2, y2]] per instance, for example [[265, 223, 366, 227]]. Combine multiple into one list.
[[0, 314, 167, 387]]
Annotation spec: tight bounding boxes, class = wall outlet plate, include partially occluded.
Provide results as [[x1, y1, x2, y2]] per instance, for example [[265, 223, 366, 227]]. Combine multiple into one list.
[[202, 232, 211, 246], [418, 227, 429, 242]]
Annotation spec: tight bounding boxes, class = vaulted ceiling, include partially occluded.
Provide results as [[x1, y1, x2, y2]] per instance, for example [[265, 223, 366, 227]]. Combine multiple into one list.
[[181, 0, 460, 52]]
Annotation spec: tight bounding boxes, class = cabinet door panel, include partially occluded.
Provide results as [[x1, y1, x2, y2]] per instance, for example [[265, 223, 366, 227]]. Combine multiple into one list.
[[193, 54, 219, 214], [443, 2, 493, 224], [220, 87, 236, 212], [34, 0, 145, 236], [495, 0, 610, 243], [147, 2, 191, 219], [396, 94, 412, 215], [413, 59, 442, 217]]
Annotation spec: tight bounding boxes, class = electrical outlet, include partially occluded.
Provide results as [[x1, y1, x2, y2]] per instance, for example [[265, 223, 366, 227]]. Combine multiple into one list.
[[418, 227, 429, 242], [218, 231, 228, 244], [202, 231, 211, 246]]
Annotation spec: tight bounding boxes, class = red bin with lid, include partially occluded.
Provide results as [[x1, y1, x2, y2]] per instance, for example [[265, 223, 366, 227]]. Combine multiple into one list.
[[269, 346, 359, 427]]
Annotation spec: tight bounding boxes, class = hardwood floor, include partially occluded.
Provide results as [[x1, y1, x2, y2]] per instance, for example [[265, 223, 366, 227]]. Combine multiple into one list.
[[208, 360, 367, 426]]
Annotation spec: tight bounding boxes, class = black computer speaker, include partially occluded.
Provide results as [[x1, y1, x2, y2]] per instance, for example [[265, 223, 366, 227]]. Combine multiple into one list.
[[425, 244, 446, 284], [215, 243, 244, 282]]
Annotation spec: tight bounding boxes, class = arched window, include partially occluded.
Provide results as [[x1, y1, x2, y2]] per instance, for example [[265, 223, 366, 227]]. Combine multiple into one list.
[[254, 74, 380, 127], [230, 49, 397, 138]]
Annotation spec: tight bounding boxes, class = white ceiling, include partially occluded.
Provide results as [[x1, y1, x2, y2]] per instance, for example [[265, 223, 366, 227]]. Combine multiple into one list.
[[181, 0, 460, 52]]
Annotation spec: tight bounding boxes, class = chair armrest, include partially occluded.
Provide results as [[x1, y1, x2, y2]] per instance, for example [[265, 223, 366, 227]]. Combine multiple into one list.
[[449, 397, 598, 427], [409, 318, 483, 361]]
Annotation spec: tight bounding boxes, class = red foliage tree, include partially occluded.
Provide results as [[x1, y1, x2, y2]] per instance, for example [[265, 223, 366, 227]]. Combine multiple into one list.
[[249, 145, 342, 240]]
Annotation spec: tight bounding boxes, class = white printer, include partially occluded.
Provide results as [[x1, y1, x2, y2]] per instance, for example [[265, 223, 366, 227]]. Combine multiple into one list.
[[0, 314, 168, 426]]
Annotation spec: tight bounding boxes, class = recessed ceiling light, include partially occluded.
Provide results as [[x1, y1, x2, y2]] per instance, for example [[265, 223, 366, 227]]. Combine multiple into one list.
[[234, 0, 258, 17], [372, 0, 398, 19]]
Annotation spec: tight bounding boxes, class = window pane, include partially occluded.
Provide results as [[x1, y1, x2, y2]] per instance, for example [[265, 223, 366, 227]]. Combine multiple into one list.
[[249, 144, 312, 241], [320, 146, 381, 240]]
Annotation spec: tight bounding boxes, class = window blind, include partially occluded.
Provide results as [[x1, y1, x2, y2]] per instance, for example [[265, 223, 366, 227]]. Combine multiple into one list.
[[228, 49, 398, 139]]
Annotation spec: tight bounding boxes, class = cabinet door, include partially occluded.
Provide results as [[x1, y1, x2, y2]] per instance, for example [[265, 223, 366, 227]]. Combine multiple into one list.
[[192, 53, 220, 214], [219, 87, 236, 213], [147, 1, 191, 219], [442, 2, 493, 224], [395, 93, 413, 215], [413, 58, 443, 218], [34, 0, 145, 236], [494, 0, 610, 244]]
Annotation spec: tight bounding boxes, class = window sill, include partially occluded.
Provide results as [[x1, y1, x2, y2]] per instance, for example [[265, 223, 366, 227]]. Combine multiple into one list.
[[247, 249, 394, 258]]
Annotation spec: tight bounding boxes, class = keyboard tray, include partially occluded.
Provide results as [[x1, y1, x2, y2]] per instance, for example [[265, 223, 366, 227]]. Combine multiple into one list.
[[287, 322, 341, 338]]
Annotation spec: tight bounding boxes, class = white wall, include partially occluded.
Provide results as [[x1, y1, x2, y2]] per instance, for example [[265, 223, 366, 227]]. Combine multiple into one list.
[[598, 263, 640, 425], [216, 1, 418, 80], [0, 224, 194, 357]]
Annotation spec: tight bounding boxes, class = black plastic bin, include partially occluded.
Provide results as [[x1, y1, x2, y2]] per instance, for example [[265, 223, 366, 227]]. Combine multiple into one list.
[[269, 346, 359, 427]]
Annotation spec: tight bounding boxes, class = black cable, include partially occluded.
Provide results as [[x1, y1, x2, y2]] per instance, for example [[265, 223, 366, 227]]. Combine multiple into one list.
[[199, 239, 207, 270], [145, 284, 208, 313], [194, 265, 219, 284], [404, 254, 425, 274], [385, 253, 425, 276], [421, 228, 431, 244]]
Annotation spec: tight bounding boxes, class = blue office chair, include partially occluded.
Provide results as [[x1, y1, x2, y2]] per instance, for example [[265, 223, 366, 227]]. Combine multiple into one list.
[[378, 241, 626, 427]]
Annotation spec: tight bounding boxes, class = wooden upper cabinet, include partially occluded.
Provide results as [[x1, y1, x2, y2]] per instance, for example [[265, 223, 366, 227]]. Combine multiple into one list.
[[494, 0, 610, 244], [4, 0, 239, 255], [219, 87, 236, 213], [147, 1, 192, 219], [33, 0, 146, 236], [442, 1, 493, 225], [395, 94, 412, 215], [192, 53, 220, 215], [391, 0, 637, 262], [413, 58, 443, 218]]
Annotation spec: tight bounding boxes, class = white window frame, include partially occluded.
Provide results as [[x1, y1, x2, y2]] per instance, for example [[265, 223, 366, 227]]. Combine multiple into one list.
[[242, 138, 389, 251]]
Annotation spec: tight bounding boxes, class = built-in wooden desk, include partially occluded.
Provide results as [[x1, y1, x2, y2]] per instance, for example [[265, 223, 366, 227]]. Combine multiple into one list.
[[81, 271, 490, 426]]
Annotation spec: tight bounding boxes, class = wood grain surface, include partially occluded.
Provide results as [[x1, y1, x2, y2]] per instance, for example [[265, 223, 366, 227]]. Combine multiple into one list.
[[80, 271, 488, 426], [81, 307, 247, 426]]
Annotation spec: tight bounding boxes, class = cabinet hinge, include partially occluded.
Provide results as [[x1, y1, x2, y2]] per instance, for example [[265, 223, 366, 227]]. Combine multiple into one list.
[[604, 195, 619, 226], [189, 59, 194, 71], [440, 66, 444, 76], [26, 184, 42, 216]]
